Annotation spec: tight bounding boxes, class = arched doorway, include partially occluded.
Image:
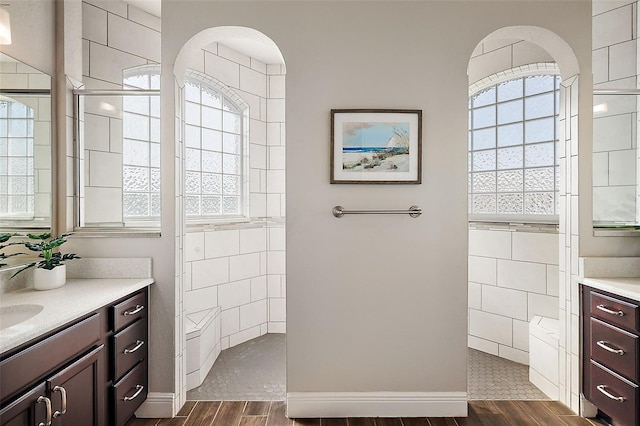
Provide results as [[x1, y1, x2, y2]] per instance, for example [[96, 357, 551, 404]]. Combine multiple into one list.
[[173, 26, 287, 407], [466, 26, 580, 408]]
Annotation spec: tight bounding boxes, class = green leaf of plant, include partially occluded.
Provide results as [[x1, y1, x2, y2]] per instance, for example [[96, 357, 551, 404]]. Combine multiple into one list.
[[27, 233, 51, 240]]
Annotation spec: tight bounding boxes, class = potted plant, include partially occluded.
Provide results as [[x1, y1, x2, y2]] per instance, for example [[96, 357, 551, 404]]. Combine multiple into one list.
[[0, 233, 25, 268], [13, 233, 80, 290]]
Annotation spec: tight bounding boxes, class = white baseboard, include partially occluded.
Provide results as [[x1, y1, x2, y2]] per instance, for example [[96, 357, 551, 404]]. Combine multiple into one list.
[[286, 392, 467, 418], [135, 392, 176, 418]]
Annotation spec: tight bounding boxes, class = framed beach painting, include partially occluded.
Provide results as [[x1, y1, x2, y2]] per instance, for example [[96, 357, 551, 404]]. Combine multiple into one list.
[[330, 109, 422, 184]]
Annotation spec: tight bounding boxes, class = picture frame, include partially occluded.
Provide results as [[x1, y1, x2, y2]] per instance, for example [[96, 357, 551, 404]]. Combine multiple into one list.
[[330, 109, 422, 184]]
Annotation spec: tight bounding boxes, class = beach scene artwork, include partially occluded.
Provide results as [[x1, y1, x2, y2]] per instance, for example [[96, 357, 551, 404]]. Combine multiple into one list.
[[341, 122, 410, 173]]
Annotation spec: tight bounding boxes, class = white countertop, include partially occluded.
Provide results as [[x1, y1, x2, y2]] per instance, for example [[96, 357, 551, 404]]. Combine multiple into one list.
[[0, 278, 154, 354], [580, 277, 640, 301]]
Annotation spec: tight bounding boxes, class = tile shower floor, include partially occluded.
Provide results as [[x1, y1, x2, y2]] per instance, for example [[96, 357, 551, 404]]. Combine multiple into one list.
[[186, 334, 548, 401], [187, 334, 286, 401], [467, 348, 549, 400]]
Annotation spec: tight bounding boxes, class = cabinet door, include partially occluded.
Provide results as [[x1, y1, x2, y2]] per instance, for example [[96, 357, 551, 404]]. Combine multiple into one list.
[[0, 383, 49, 426], [47, 345, 105, 426]]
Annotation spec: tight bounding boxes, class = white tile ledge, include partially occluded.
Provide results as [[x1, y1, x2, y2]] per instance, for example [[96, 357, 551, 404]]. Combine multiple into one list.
[[580, 277, 640, 302], [0, 277, 154, 354]]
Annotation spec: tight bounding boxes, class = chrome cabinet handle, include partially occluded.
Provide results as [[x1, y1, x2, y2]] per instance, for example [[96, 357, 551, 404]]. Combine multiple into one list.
[[37, 395, 52, 426], [596, 304, 625, 316], [123, 384, 144, 401], [123, 305, 144, 316], [124, 340, 145, 354], [52, 386, 67, 418], [596, 340, 625, 355], [596, 385, 625, 402]]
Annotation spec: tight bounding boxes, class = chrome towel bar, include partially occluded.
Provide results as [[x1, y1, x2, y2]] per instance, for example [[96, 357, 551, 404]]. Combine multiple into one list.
[[332, 205, 422, 218]]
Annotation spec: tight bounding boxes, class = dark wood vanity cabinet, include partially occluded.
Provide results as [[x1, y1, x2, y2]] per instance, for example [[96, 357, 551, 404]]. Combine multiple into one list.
[[109, 290, 148, 426], [582, 285, 640, 426], [0, 287, 149, 426]]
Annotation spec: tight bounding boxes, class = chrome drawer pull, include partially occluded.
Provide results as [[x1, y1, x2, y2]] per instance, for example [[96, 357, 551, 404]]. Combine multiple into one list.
[[124, 340, 145, 354], [52, 386, 67, 418], [123, 384, 144, 401], [596, 385, 625, 402], [596, 304, 625, 316], [123, 304, 144, 316], [596, 340, 625, 355], [37, 395, 52, 426]]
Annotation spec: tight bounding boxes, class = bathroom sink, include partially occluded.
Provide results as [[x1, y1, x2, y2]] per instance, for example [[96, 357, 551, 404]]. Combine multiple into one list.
[[0, 304, 44, 330]]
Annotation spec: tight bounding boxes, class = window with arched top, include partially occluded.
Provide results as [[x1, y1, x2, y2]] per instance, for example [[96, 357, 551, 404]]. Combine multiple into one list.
[[0, 98, 35, 218], [183, 71, 249, 220], [468, 74, 561, 221]]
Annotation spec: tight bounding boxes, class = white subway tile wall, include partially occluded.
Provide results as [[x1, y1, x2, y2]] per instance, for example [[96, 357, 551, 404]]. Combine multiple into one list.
[[592, 1, 638, 224], [467, 38, 561, 370], [82, 1, 160, 224], [468, 228, 559, 366], [182, 43, 286, 349]]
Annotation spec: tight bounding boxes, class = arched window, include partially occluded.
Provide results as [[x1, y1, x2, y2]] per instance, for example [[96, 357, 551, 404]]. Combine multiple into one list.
[[468, 74, 560, 221], [122, 66, 161, 223], [183, 71, 248, 219], [0, 98, 34, 218]]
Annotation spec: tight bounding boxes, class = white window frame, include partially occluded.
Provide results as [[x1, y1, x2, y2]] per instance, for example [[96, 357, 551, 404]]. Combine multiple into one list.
[[468, 66, 561, 224], [183, 69, 250, 225]]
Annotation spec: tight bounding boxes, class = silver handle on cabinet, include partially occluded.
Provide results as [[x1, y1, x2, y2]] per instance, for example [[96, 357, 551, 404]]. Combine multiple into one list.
[[596, 340, 625, 355], [123, 304, 144, 316], [36, 395, 52, 426], [52, 386, 67, 418], [596, 385, 625, 402], [124, 340, 145, 354], [596, 304, 625, 316], [123, 384, 144, 402]]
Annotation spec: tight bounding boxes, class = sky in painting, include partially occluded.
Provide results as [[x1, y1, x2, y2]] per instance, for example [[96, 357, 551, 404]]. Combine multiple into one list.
[[342, 122, 408, 147]]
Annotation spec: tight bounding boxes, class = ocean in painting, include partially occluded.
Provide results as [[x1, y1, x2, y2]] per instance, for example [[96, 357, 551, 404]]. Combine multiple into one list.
[[343, 147, 407, 154]]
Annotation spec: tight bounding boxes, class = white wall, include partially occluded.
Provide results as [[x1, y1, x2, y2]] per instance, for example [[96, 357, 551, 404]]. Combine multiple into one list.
[[1, 0, 55, 76], [468, 227, 558, 365], [162, 0, 591, 417]]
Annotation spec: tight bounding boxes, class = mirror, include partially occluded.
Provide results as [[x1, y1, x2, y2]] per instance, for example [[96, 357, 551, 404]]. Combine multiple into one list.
[[592, 92, 639, 227], [0, 52, 52, 231]]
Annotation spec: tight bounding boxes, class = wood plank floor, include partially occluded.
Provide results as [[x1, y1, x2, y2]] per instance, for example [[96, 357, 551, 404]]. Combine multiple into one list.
[[126, 400, 606, 426]]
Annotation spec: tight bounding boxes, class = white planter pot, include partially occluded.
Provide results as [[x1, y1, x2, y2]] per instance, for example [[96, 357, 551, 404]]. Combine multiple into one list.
[[33, 265, 67, 291]]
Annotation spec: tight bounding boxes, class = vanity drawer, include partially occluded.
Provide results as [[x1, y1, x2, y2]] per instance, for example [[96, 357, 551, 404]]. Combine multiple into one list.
[[112, 291, 146, 332], [590, 291, 640, 332], [0, 313, 101, 402], [112, 362, 147, 426], [591, 317, 639, 382], [112, 318, 147, 381], [590, 360, 639, 426]]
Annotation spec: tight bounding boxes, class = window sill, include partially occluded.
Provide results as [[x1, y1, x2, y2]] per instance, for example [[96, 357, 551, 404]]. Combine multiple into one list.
[[71, 228, 161, 238], [469, 214, 559, 226], [469, 220, 558, 234], [186, 217, 283, 232]]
